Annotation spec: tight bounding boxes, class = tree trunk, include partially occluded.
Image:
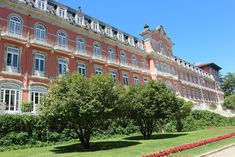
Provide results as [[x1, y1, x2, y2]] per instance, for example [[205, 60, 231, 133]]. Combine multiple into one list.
[[78, 127, 92, 149], [176, 119, 183, 132]]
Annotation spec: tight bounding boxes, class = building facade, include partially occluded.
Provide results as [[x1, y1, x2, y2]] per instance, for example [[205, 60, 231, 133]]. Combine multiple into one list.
[[0, 0, 224, 114]]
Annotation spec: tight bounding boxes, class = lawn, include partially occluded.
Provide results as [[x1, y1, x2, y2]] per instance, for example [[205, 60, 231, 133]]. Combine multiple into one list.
[[1, 126, 235, 157]]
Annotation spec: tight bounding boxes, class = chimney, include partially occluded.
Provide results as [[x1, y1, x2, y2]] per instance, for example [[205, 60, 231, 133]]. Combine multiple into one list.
[[144, 24, 150, 32]]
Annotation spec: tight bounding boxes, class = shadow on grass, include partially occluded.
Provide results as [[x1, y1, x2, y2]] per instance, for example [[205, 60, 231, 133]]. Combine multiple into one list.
[[125, 133, 188, 140], [51, 141, 141, 154]]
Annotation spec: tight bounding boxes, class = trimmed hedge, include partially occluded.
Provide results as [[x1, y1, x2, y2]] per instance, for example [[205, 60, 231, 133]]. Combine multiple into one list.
[[165, 110, 235, 132]]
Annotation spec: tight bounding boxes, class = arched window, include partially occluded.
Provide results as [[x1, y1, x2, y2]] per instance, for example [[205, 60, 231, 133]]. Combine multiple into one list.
[[160, 43, 166, 55], [57, 30, 68, 48], [30, 86, 47, 112], [8, 15, 22, 36], [165, 80, 173, 91], [93, 42, 101, 57], [108, 47, 115, 61], [120, 51, 126, 64], [35, 24, 46, 42], [141, 59, 146, 70], [131, 56, 137, 67], [0, 83, 21, 112], [76, 37, 86, 53]]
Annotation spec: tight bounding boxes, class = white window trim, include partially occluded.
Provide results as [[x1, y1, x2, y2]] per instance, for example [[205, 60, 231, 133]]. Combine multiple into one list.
[[5, 46, 20, 73], [94, 65, 103, 75], [57, 57, 68, 76], [34, 52, 46, 77], [77, 61, 87, 76]]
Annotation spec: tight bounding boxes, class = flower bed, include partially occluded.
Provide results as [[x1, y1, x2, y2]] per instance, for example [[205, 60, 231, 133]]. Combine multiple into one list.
[[142, 132, 235, 157]]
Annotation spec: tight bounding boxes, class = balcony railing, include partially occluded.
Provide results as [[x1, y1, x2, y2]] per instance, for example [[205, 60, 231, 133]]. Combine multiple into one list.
[[74, 49, 90, 58], [0, 26, 27, 42], [91, 54, 106, 62]]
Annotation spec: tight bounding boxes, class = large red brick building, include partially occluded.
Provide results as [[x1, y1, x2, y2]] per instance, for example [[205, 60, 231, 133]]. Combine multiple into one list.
[[0, 0, 224, 114]]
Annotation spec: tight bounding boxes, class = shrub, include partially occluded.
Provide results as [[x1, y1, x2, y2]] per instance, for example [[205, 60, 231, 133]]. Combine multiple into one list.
[[223, 94, 235, 111], [209, 102, 217, 110], [21, 102, 33, 113]]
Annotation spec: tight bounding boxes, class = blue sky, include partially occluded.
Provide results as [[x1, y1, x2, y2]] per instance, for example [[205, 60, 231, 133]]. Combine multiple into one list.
[[58, 0, 235, 75]]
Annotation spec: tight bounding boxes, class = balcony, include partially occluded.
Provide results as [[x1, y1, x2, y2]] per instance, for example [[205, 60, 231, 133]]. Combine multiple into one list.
[[54, 45, 73, 55], [91, 54, 106, 63], [0, 26, 27, 43], [107, 58, 120, 66], [74, 49, 90, 59], [30, 35, 52, 49], [120, 62, 132, 69]]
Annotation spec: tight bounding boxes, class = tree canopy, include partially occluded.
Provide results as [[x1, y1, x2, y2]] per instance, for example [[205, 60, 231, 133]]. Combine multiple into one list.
[[41, 73, 119, 148]]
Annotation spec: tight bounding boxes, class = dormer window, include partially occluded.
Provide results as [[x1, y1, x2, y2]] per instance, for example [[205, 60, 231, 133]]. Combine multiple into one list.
[[75, 14, 84, 26], [36, 0, 47, 11], [128, 37, 135, 46], [105, 27, 113, 37], [91, 21, 100, 32], [117, 32, 124, 42], [57, 7, 67, 19]]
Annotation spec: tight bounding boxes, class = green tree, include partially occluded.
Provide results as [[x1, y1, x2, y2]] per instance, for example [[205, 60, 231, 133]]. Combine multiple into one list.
[[41, 73, 119, 148], [222, 94, 235, 111], [221, 72, 235, 97], [125, 81, 176, 139], [172, 98, 193, 132]]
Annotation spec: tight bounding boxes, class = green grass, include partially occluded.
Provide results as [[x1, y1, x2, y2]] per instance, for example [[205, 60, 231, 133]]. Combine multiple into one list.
[[1, 126, 235, 157]]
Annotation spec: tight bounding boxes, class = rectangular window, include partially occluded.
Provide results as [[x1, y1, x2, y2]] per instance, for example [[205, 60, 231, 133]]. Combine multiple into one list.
[[109, 70, 117, 80], [95, 66, 103, 75], [134, 76, 139, 85], [38, 0, 46, 10], [122, 73, 129, 86], [75, 15, 84, 25], [77, 62, 87, 76], [59, 8, 65, 18], [34, 53, 45, 77], [5, 47, 19, 73], [91, 22, 99, 32], [58, 58, 68, 76]]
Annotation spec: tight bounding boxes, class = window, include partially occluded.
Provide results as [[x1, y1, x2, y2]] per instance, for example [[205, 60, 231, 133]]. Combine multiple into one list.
[[77, 62, 87, 76], [57, 31, 67, 48], [134, 76, 139, 85], [141, 59, 146, 70], [180, 72, 183, 80], [93, 43, 101, 57], [91, 21, 99, 32], [37, 0, 46, 10], [58, 8, 66, 18], [58, 58, 68, 76], [109, 70, 117, 80], [108, 47, 115, 61], [122, 73, 129, 86], [75, 14, 84, 25], [5, 47, 19, 73], [120, 52, 126, 64], [0, 83, 20, 112], [105, 27, 113, 37], [128, 37, 135, 46], [160, 43, 166, 55], [95, 66, 103, 75], [76, 37, 86, 53], [35, 24, 46, 42], [8, 15, 22, 36], [131, 56, 137, 67], [117, 32, 124, 42], [165, 80, 172, 91], [144, 78, 148, 85], [34, 53, 45, 77], [30, 86, 47, 112]]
